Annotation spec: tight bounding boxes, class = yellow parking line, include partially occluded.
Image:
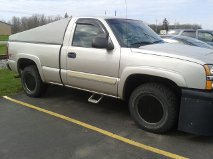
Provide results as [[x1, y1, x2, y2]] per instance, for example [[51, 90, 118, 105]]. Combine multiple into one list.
[[3, 96, 188, 159]]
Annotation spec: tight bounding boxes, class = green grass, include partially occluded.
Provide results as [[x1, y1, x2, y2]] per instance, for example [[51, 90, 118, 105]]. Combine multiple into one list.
[[0, 69, 22, 96], [0, 44, 7, 55], [0, 35, 9, 41]]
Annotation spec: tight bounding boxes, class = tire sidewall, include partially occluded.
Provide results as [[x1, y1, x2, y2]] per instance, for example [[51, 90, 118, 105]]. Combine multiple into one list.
[[129, 84, 176, 133], [21, 66, 41, 97]]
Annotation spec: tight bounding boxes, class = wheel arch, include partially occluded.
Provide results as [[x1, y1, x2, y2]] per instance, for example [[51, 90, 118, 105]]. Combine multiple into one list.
[[124, 74, 181, 100], [118, 67, 186, 100], [17, 54, 45, 81]]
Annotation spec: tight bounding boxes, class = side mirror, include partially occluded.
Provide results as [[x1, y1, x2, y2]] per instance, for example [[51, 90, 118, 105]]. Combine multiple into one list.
[[92, 36, 114, 51]]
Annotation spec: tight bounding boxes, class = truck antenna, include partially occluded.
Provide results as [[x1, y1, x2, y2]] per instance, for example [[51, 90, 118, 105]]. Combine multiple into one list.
[[125, 0, 127, 19], [125, 0, 128, 45]]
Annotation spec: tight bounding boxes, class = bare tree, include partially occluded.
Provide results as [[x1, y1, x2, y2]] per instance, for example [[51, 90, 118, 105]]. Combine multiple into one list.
[[64, 13, 69, 18], [11, 16, 21, 34], [10, 14, 63, 34]]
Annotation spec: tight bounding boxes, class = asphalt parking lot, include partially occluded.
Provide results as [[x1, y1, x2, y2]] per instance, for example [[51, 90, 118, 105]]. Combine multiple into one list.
[[1, 86, 213, 159]]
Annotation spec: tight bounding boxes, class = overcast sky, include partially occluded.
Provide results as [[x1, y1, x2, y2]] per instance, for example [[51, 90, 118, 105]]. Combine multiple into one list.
[[0, 0, 213, 29]]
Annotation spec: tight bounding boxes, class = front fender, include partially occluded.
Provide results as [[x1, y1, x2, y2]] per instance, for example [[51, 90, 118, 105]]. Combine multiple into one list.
[[118, 66, 186, 98]]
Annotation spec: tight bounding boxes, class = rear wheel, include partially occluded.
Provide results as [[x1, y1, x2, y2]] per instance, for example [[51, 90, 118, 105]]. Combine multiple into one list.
[[21, 65, 47, 97], [129, 83, 178, 133]]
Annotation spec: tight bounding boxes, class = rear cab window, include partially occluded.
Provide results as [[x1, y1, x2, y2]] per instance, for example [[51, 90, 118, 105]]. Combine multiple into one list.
[[181, 31, 196, 38], [198, 31, 213, 42]]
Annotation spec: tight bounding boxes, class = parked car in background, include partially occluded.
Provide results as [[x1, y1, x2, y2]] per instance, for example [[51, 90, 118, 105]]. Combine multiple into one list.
[[167, 29, 213, 46], [161, 35, 213, 49]]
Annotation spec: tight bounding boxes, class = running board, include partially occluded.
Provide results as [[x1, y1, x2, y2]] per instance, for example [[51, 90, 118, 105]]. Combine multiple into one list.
[[88, 94, 103, 104]]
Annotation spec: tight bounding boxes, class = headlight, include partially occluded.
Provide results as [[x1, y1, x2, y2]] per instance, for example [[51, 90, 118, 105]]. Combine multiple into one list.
[[204, 65, 213, 90]]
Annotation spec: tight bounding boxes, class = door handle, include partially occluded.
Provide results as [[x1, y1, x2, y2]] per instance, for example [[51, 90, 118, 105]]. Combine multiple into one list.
[[68, 52, 76, 58]]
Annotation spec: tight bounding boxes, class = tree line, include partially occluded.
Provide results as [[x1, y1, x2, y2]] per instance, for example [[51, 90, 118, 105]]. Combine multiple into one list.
[[9, 14, 64, 34], [149, 18, 202, 34], [6, 14, 202, 34]]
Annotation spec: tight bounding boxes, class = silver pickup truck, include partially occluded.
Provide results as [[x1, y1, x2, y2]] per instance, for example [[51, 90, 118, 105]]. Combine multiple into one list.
[[7, 17, 213, 135]]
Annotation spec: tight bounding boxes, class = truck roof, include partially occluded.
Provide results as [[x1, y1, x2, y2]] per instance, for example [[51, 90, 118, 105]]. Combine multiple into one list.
[[9, 17, 143, 45]]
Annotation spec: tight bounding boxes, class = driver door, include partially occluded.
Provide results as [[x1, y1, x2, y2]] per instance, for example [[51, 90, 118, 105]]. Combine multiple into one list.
[[66, 18, 120, 96]]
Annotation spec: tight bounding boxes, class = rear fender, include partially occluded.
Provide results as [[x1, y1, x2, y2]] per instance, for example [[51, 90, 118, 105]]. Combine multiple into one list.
[[17, 53, 45, 81]]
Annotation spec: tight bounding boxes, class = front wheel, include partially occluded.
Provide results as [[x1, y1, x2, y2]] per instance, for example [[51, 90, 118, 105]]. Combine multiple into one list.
[[129, 83, 178, 133], [21, 65, 47, 97]]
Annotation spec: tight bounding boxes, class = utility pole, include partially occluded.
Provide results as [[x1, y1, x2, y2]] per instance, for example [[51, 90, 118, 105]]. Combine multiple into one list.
[[115, 10, 117, 16], [156, 19, 158, 33]]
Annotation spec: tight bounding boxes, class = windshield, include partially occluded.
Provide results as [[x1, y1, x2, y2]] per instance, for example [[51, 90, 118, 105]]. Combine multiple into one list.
[[106, 19, 163, 48]]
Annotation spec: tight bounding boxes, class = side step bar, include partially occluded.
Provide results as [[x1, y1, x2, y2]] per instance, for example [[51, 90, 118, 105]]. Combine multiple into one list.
[[88, 94, 103, 104]]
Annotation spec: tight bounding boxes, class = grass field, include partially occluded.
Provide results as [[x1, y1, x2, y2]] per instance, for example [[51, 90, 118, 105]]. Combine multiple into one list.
[[0, 35, 9, 41], [0, 69, 22, 96], [0, 44, 7, 55]]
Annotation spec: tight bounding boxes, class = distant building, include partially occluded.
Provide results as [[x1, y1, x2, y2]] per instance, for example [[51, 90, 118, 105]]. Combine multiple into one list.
[[0, 21, 11, 35]]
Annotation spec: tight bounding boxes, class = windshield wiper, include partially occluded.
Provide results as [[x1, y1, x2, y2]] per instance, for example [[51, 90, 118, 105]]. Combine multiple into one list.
[[130, 40, 163, 47], [152, 40, 164, 44], [130, 41, 153, 47]]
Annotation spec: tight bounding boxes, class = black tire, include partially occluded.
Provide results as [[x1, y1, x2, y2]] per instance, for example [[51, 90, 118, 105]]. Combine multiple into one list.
[[129, 83, 178, 133], [21, 65, 47, 97]]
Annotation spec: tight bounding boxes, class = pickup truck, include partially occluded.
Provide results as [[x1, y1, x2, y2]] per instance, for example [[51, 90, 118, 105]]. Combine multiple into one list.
[[7, 17, 213, 135], [167, 29, 213, 46]]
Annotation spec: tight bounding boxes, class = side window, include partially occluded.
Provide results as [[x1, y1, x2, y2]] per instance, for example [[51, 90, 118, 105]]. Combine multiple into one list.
[[198, 32, 213, 42], [72, 23, 105, 48], [181, 31, 196, 38]]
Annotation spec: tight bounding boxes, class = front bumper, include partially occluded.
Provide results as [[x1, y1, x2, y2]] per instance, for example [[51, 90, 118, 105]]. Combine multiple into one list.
[[178, 89, 213, 136]]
